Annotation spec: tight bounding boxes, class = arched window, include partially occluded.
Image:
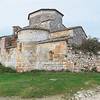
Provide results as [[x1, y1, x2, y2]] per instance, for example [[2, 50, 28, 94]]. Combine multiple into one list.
[[49, 50, 54, 60]]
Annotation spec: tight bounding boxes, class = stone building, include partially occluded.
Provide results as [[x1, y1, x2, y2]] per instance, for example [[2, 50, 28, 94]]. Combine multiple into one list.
[[0, 9, 99, 72]]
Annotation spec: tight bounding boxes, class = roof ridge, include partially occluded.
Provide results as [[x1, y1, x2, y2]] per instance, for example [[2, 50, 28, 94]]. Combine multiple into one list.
[[28, 8, 64, 19]]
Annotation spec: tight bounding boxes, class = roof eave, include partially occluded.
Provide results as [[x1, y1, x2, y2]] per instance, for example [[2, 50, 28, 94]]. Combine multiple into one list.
[[28, 9, 64, 20]]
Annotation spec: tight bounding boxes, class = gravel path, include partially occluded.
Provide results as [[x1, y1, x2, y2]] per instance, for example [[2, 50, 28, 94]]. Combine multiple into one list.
[[0, 95, 98, 100], [0, 96, 63, 100], [0, 94, 100, 100], [84, 94, 100, 100], [0, 97, 32, 100], [0, 86, 100, 100]]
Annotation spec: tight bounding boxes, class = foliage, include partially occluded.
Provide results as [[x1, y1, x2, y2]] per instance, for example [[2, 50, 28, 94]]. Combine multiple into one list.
[[81, 67, 90, 72], [72, 37, 100, 55], [0, 63, 16, 73], [91, 67, 98, 72], [81, 67, 98, 72]]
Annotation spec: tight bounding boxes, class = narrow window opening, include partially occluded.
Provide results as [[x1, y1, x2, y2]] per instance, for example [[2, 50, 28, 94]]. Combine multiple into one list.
[[49, 50, 54, 60], [19, 43, 22, 52]]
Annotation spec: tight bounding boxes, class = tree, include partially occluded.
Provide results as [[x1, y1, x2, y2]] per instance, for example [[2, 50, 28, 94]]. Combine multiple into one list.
[[72, 37, 100, 55]]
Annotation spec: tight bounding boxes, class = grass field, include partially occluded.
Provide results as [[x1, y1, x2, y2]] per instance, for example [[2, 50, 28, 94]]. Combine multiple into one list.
[[0, 71, 100, 98]]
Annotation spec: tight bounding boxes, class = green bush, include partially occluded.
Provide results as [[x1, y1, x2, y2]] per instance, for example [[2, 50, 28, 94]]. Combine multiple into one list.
[[91, 67, 97, 72], [0, 63, 16, 73], [72, 37, 100, 55]]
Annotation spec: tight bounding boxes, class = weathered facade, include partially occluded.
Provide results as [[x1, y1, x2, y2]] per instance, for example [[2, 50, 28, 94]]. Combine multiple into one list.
[[0, 9, 99, 72]]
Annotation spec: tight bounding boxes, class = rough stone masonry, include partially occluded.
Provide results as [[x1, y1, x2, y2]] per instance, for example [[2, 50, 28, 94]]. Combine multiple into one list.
[[0, 9, 99, 72]]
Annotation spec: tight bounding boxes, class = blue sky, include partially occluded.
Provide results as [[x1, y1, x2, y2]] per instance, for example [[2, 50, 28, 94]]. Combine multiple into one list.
[[0, 0, 100, 39]]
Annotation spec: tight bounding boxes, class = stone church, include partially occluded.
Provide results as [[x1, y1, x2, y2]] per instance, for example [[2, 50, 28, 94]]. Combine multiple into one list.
[[0, 9, 99, 72]]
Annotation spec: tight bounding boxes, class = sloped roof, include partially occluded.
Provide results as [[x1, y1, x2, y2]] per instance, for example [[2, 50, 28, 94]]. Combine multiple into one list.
[[51, 26, 87, 37], [28, 9, 64, 19], [17, 27, 50, 32], [37, 36, 69, 44]]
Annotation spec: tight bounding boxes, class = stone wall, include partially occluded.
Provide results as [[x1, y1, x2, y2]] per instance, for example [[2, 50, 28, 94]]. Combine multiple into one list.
[[68, 27, 87, 45], [0, 37, 16, 69], [29, 10, 65, 32], [36, 41, 100, 72], [50, 27, 87, 46], [18, 29, 49, 42], [0, 38, 99, 72], [16, 29, 50, 72], [16, 42, 37, 72], [0, 48, 16, 69], [50, 30, 72, 38], [65, 50, 100, 72], [35, 41, 68, 70]]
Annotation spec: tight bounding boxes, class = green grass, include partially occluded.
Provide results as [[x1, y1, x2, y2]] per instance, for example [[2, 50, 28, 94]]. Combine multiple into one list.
[[0, 71, 100, 98]]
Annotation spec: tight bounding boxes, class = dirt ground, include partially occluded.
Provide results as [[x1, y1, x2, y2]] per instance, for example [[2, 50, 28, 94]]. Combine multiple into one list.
[[0, 95, 63, 100], [0, 94, 100, 100]]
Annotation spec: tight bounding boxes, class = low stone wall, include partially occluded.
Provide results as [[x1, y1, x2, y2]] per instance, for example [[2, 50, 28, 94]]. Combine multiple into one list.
[[0, 42, 99, 72], [64, 51, 100, 72], [37, 50, 100, 72], [0, 48, 16, 69]]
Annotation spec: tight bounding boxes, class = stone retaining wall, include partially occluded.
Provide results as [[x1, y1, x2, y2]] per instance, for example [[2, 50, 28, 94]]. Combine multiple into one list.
[[63, 50, 100, 72]]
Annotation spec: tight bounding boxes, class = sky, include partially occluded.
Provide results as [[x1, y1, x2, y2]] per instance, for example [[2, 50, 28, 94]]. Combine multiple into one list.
[[0, 0, 100, 39]]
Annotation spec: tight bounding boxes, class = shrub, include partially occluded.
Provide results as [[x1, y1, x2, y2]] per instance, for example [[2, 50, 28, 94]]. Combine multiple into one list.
[[0, 63, 16, 73], [30, 69, 46, 73], [72, 37, 100, 55], [91, 67, 97, 72]]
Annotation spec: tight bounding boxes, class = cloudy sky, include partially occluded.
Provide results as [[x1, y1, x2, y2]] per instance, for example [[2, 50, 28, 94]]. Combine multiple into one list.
[[0, 0, 100, 39]]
